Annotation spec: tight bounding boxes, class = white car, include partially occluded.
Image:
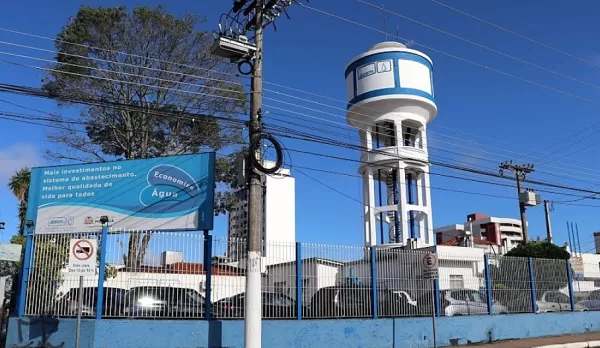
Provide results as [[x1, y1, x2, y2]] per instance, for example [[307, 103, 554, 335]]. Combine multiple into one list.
[[536, 291, 587, 312], [440, 289, 508, 316]]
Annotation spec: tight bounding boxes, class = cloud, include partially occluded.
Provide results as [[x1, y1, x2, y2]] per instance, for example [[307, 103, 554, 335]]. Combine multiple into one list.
[[0, 143, 39, 180]]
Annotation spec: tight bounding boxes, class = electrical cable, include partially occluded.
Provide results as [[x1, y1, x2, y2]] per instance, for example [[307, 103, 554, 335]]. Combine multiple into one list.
[[423, 0, 600, 69], [5, 35, 600, 180], [0, 27, 247, 79], [264, 115, 600, 188], [0, 51, 249, 104], [355, 0, 600, 91], [298, 2, 600, 172], [6, 49, 595, 188]]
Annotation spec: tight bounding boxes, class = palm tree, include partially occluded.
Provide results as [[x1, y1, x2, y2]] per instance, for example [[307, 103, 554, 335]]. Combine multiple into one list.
[[8, 168, 31, 236]]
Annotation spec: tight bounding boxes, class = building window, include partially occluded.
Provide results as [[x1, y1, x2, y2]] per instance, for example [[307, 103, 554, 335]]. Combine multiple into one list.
[[449, 275, 464, 288]]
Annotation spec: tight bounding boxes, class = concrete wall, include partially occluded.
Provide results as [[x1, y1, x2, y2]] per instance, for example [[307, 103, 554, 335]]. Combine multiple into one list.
[[8, 311, 600, 348]]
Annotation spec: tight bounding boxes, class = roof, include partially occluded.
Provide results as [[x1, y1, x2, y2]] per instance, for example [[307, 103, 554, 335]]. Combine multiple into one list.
[[266, 257, 344, 269], [120, 262, 244, 276], [438, 236, 497, 247]]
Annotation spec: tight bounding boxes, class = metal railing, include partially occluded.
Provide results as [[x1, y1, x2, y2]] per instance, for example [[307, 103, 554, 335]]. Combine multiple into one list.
[[21, 231, 586, 320]]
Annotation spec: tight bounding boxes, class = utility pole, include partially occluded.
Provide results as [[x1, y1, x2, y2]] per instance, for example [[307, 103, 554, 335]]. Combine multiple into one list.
[[245, 1, 264, 347], [543, 200, 553, 243], [212, 2, 304, 348], [499, 161, 535, 243]]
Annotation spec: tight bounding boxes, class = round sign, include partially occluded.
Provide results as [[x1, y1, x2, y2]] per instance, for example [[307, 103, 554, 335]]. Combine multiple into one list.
[[72, 240, 94, 261], [422, 253, 438, 269]]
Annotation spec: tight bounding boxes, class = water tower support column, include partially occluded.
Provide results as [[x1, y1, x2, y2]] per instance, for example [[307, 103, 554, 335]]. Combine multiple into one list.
[[363, 166, 378, 246]]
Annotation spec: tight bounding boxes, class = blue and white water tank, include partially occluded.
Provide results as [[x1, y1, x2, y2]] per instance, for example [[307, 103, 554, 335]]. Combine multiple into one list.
[[345, 42, 437, 248]]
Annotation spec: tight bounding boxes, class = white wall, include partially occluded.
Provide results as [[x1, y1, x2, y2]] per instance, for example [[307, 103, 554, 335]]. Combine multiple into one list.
[[264, 174, 296, 258]]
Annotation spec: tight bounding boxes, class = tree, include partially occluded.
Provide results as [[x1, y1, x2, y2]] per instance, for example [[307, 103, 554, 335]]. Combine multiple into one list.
[[506, 241, 570, 260], [8, 168, 31, 236], [42, 5, 248, 268], [491, 241, 571, 313]]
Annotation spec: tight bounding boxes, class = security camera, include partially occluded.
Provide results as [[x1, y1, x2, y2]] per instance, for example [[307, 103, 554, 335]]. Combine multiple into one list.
[[0, 222, 4, 230], [25, 220, 34, 228], [100, 216, 109, 224], [211, 35, 256, 61]]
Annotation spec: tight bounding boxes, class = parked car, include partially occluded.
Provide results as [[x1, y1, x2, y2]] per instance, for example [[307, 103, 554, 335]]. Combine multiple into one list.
[[576, 289, 600, 311], [422, 289, 509, 316], [537, 291, 587, 312], [305, 286, 417, 318], [214, 292, 296, 319], [51, 287, 127, 317], [123, 286, 205, 319]]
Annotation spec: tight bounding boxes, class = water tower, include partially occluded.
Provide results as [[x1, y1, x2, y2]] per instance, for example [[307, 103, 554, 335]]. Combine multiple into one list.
[[345, 42, 437, 248]]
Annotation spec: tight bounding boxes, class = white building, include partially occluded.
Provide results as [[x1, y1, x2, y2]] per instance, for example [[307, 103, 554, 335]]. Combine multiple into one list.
[[345, 41, 437, 248], [227, 162, 296, 266], [435, 213, 524, 252]]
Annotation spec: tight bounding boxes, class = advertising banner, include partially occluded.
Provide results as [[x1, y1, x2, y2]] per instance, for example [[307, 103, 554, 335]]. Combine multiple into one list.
[[27, 153, 215, 233]]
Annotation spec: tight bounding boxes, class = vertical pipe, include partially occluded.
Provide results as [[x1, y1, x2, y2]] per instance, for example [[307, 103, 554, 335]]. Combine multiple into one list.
[[17, 232, 34, 316], [407, 173, 416, 238], [567, 222, 574, 255], [377, 169, 385, 244], [575, 223, 582, 257], [204, 231, 213, 320], [567, 260, 576, 312], [295, 242, 302, 320], [370, 247, 378, 319], [484, 255, 493, 315], [95, 224, 108, 320], [392, 170, 400, 243], [528, 257, 537, 313], [570, 222, 578, 255]]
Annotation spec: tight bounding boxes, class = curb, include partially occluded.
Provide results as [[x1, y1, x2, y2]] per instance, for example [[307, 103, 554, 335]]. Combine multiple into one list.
[[533, 341, 600, 348]]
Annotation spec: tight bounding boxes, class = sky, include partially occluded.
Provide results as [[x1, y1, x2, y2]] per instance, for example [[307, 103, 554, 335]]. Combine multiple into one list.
[[1, 0, 600, 255]]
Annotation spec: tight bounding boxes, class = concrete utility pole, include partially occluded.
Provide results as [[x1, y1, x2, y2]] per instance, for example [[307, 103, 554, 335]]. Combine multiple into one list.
[[245, 0, 264, 347], [212, 3, 303, 347], [543, 200, 553, 243], [499, 161, 535, 242]]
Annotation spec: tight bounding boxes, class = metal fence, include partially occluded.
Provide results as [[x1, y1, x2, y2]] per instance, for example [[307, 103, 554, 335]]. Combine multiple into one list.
[[21, 231, 584, 320]]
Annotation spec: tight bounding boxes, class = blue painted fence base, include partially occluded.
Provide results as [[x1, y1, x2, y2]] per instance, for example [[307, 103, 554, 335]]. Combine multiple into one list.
[[7, 312, 600, 348]]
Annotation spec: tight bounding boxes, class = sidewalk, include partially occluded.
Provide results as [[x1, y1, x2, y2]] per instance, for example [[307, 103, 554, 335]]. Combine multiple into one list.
[[463, 332, 600, 347]]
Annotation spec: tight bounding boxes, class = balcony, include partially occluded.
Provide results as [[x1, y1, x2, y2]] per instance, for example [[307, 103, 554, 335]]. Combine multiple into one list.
[[361, 145, 428, 165]]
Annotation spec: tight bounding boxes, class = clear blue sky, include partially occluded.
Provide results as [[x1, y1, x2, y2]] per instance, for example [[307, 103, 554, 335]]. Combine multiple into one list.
[[1, 0, 600, 253]]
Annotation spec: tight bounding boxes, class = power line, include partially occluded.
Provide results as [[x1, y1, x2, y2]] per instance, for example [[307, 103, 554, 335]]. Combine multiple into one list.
[[423, 0, 600, 69], [270, 134, 600, 198], [354, 0, 600, 91], [0, 27, 247, 79], [264, 115, 591, 190], [299, 3, 600, 169], [6, 33, 600, 180]]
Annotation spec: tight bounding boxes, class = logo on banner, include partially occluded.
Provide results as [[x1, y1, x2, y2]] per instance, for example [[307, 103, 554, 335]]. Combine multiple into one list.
[[139, 165, 200, 207]]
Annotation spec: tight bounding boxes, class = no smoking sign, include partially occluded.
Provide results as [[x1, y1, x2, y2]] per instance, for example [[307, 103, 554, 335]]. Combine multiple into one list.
[[68, 239, 98, 276]]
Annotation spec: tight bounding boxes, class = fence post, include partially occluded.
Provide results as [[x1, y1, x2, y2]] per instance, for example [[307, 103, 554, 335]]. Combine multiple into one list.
[[204, 231, 213, 320], [567, 259, 576, 312], [528, 257, 537, 313], [295, 242, 302, 320], [484, 255, 493, 315], [95, 224, 109, 320], [370, 247, 378, 319], [17, 230, 34, 316]]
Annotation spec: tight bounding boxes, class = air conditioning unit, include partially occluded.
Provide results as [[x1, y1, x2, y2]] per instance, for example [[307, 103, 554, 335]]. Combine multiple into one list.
[[519, 191, 541, 207]]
